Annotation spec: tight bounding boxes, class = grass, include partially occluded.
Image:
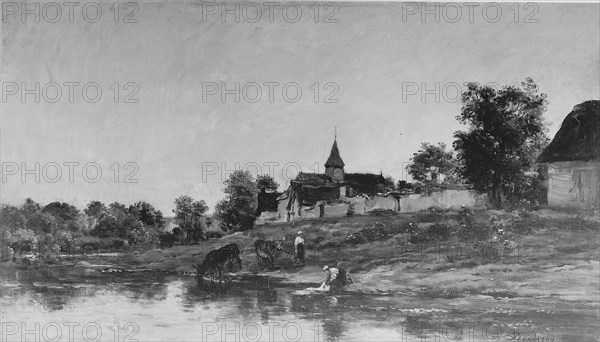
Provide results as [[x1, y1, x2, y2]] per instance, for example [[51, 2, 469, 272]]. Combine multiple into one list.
[[120, 208, 599, 301]]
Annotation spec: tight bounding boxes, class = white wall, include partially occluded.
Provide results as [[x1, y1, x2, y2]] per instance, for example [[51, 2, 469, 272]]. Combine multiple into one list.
[[399, 189, 483, 212]]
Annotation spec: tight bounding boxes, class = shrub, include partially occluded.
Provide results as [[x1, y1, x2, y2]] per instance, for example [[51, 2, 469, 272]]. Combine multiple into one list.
[[158, 232, 178, 247], [345, 222, 390, 245], [509, 210, 544, 235], [409, 222, 451, 244], [456, 207, 493, 240]]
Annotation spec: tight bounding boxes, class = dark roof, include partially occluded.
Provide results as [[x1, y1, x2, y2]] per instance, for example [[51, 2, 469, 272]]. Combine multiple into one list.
[[294, 172, 333, 185], [538, 100, 600, 163], [345, 173, 385, 184], [345, 173, 386, 195], [325, 140, 345, 168]]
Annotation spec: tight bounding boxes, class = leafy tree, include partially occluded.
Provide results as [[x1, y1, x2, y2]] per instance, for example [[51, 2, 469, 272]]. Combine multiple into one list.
[[92, 202, 149, 244], [173, 196, 209, 244], [383, 176, 396, 192], [22, 198, 41, 215], [42, 202, 82, 232], [215, 170, 258, 232], [407, 142, 459, 194], [129, 201, 165, 227], [396, 180, 413, 193], [108, 202, 127, 213], [0, 205, 27, 231], [256, 174, 279, 193], [453, 78, 549, 208], [26, 211, 58, 235], [84, 201, 107, 219], [6, 228, 38, 255]]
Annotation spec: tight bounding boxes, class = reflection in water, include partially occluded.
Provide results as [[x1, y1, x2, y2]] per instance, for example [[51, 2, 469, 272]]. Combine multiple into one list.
[[256, 289, 278, 323], [5, 265, 571, 342], [322, 318, 345, 342]]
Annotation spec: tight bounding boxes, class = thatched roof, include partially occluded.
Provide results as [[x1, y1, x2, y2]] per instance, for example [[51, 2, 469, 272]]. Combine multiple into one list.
[[325, 139, 345, 168], [538, 100, 600, 163], [294, 172, 333, 185]]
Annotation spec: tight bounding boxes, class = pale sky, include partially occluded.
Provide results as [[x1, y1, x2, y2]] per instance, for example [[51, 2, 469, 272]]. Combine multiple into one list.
[[1, 1, 599, 214]]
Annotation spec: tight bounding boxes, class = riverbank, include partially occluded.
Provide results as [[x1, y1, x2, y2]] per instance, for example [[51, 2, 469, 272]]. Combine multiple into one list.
[[126, 209, 599, 301], [3, 208, 598, 299]]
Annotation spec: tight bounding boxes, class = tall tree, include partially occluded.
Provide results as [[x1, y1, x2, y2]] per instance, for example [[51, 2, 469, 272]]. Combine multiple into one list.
[[407, 142, 458, 193], [173, 196, 208, 243], [453, 78, 549, 208], [215, 170, 258, 231]]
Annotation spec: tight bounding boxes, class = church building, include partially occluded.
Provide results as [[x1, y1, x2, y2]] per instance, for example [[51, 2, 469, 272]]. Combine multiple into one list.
[[276, 136, 387, 221]]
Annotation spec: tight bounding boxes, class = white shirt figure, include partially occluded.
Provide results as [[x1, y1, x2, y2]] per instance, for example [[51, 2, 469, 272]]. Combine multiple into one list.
[[294, 235, 304, 247]]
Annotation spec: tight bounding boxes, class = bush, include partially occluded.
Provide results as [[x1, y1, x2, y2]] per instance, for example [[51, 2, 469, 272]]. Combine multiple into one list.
[[509, 210, 544, 235], [456, 207, 493, 240], [158, 232, 178, 247], [346, 222, 390, 245], [74, 237, 129, 253], [409, 222, 452, 243]]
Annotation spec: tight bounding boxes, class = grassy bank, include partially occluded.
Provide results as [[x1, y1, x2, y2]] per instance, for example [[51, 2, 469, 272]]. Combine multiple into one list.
[[129, 209, 599, 300]]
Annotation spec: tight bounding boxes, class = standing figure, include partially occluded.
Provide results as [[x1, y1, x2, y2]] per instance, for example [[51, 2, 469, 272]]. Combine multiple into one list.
[[294, 231, 305, 264]]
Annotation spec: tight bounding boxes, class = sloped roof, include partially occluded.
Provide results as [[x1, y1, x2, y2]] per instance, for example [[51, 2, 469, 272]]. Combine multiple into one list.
[[538, 100, 600, 163], [325, 140, 345, 168], [345, 173, 386, 195], [294, 172, 333, 185]]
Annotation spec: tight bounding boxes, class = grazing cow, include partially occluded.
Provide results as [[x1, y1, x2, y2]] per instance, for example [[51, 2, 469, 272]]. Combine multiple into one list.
[[193, 243, 242, 280], [254, 238, 285, 269]]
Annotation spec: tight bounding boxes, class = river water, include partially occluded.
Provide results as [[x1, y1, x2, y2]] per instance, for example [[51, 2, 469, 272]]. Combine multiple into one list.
[[0, 260, 593, 342]]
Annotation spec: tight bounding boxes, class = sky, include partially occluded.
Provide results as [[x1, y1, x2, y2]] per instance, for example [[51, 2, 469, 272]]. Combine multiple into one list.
[[1, 1, 599, 215]]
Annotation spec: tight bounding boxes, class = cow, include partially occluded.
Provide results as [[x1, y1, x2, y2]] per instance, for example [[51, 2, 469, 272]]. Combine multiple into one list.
[[193, 243, 242, 281], [254, 238, 286, 269]]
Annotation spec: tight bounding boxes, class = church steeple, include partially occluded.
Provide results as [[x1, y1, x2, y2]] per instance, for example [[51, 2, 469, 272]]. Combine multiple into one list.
[[325, 139, 345, 168], [325, 132, 345, 182]]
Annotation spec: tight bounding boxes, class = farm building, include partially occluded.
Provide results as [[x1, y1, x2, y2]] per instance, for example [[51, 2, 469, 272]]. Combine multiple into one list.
[[276, 138, 390, 221], [274, 136, 483, 222], [538, 100, 600, 210]]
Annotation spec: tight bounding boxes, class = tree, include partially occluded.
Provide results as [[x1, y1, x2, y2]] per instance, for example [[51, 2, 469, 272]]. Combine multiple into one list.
[[453, 78, 549, 208], [26, 211, 58, 235], [256, 174, 279, 193], [173, 196, 209, 244], [42, 202, 83, 232], [92, 202, 149, 243], [407, 142, 459, 194], [129, 201, 165, 227], [84, 201, 107, 219], [22, 198, 41, 215], [383, 176, 396, 192], [396, 180, 412, 193], [0, 205, 27, 232], [215, 170, 258, 232]]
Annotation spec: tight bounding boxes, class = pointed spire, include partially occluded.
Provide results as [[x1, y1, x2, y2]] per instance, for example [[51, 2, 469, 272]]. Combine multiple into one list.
[[325, 137, 345, 168]]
